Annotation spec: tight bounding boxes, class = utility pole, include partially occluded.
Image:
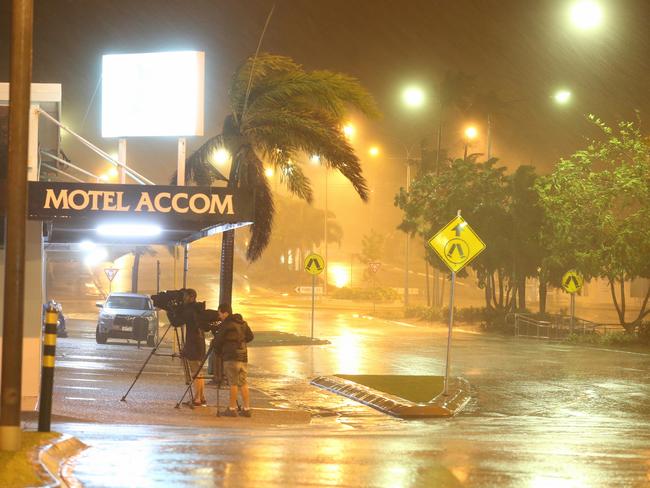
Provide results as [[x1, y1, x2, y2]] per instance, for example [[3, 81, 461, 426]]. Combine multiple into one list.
[[1, 0, 33, 452], [404, 161, 411, 308]]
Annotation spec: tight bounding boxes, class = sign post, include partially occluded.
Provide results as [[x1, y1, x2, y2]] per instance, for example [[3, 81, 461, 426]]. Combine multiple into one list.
[[368, 261, 381, 314], [304, 253, 325, 339], [104, 267, 119, 294], [561, 270, 583, 332], [428, 211, 486, 396]]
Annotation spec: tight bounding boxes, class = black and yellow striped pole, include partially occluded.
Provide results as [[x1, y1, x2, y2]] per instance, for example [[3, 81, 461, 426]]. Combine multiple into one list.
[[38, 304, 58, 432]]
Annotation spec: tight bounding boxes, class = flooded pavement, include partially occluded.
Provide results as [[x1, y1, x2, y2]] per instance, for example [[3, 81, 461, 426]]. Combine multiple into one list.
[[52, 302, 650, 487]]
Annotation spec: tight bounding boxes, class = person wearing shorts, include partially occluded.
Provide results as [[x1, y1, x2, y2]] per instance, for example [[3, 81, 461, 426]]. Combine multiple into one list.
[[214, 303, 254, 417]]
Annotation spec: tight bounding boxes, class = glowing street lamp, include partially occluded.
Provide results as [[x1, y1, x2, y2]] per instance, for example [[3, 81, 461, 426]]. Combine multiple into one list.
[[342, 123, 355, 140], [570, 1, 604, 30], [264, 167, 274, 178], [368, 146, 380, 157], [463, 126, 478, 159], [310, 154, 321, 165], [212, 147, 230, 166], [553, 89, 572, 105], [464, 126, 478, 140], [402, 86, 425, 108], [108, 167, 119, 178]]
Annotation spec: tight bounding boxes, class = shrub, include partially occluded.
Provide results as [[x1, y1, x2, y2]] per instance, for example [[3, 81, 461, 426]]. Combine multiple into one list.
[[331, 286, 399, 302]]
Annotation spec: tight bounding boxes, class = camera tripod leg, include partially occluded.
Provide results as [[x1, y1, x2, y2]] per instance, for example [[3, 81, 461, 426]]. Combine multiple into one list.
[[121, 322, 173, 402], [175, 341, 214, 409]]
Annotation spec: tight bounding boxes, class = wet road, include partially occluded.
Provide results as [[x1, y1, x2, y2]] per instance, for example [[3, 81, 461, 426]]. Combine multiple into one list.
[[54, 300, 650, 487]]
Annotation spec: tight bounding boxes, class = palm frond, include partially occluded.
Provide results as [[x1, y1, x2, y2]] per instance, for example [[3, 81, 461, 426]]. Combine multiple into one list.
[[178, 134, 230, 185], [238, 146, 274, 261]]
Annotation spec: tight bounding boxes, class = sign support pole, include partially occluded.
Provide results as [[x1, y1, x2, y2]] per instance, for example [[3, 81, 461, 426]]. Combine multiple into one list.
[[118, 138, 127, 184], [444, 271, 456, 396], [1, 0, 33, 452], [311, 274, 315, 339], [570, 292, 576, 332], [177, 137, 186, 186]]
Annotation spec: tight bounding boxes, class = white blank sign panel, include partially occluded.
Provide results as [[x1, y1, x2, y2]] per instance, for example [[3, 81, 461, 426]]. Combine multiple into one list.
[[102, 51, 205, 137]]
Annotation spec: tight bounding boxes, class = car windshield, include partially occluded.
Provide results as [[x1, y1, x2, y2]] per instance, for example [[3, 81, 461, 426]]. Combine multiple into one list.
[[105, 296, 152, 310]]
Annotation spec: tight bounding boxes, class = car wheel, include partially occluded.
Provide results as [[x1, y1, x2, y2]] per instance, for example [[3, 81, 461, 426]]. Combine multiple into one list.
[[95, 325, 108, 344], [146, 335, 155, 347]]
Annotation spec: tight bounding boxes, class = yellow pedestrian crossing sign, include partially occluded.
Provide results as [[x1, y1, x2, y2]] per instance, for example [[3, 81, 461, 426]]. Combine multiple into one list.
[[304, 253, 325, 275], [562, 270, 583, 293], [428, 215, 486, 273]]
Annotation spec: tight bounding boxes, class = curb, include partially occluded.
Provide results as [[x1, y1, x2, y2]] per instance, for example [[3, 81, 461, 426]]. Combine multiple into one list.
[[38, 435, 87, 487], [311, 375, 471, 418]]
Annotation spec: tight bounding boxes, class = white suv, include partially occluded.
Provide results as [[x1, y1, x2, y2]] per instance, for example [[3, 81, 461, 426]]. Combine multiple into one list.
[[96, 293, 159, 346]]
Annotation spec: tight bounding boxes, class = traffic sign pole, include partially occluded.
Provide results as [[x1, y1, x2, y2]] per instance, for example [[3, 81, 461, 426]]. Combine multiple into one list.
[[570, 292, 576, 332], [444, 271, 456, 396], [427, 210, 486, 398], [304, 253, 324, 340], [311, 274, 315, 339]]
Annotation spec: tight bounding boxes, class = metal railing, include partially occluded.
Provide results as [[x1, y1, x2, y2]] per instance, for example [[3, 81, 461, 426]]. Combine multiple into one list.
[[510, 312, 625, 340]]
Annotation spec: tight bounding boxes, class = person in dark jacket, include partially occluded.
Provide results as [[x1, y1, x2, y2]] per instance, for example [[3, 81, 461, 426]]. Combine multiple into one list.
[[167, 289, 207, 406], [214, 303, 254, 417]]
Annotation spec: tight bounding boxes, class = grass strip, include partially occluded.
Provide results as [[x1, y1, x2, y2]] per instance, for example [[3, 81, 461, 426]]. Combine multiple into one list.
[[0, 432, 60, 487], [336, 375, 445, 404]]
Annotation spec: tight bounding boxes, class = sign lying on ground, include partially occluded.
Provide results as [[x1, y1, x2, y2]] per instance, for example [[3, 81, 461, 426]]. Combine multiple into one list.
[[428, 215, 486, 273], [304, 253, 324, 275], [562, 270, 583, 293]]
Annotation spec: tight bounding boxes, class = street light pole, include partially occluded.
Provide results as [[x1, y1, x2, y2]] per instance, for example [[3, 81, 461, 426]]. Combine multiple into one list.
[[404, 161, 411, 308], [1, 0, 33, 452], [323, 168, 328, 297]]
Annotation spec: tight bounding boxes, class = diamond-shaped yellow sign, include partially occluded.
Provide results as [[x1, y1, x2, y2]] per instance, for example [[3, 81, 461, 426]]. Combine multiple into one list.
[[428, 215, 486, 273], [561, 270, 583, 293], [304, 253, 325, 275]]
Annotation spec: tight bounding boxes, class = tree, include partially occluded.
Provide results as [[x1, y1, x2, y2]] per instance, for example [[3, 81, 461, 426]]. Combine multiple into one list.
[[509, 166, 546, 310], [183, 54, 379, 304], [396, 156, 518, 311], [131, 246, 156, 293], [250, 195, 342, 280], [537, 116, 650, 331]]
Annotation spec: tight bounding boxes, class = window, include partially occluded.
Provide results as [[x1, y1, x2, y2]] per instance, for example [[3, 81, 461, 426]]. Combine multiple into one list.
[[106, 296, 152, 310]]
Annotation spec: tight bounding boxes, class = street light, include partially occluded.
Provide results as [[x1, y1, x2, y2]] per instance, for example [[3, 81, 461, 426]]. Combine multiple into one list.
[[264, 167, 274, 178], [212, 147, 230, 166], [402, 86, 425, 109], [463, 125, 478, 160], [342, 123, 355, 140], [570, 1, 604, 30], [368, 146, 380, 157], [553, 89, 572, 105]]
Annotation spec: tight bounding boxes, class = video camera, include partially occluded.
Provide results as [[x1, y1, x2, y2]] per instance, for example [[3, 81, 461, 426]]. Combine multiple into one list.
[[150, 289, 221, 334], [150, 289, 186, 313]]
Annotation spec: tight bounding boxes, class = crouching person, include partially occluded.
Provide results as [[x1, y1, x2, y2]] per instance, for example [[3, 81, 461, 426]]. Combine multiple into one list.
[[215, 303, 254, 417]]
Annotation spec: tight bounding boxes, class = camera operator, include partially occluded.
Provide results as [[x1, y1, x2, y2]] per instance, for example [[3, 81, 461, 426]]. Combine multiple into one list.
[[167, 288, 207, 406], [214, 303, 254, 417]]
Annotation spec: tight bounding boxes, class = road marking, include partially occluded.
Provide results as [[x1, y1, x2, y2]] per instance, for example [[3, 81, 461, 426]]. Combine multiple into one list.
[[67, 378, 110, 382], [64, 397, 96, 401], [56, 385, 101, 390]]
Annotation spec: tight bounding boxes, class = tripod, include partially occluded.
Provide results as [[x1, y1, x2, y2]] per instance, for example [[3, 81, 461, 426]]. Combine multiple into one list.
[[174, 339, 236, 416], [121, 322, 195, 403]]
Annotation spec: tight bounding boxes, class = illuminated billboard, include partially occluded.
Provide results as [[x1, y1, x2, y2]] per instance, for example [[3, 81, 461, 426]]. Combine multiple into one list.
[[101, 51, 205, 138]]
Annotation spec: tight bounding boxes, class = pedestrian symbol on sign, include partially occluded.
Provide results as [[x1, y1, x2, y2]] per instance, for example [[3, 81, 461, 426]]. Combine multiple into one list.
[[304, 253, 324, 275]]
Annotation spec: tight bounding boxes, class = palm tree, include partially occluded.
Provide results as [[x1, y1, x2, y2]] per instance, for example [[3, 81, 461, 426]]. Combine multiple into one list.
[[184, 53, 379, 304]]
